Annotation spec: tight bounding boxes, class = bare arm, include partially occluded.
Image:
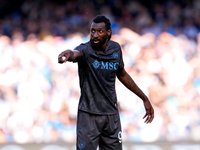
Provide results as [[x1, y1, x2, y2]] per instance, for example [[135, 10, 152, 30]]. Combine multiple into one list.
[[58, 49, 81, 63], [117, 67, 154, 123]]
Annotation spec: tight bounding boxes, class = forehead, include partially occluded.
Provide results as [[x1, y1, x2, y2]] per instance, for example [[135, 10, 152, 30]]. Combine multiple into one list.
[[91, 22, 106, 30]]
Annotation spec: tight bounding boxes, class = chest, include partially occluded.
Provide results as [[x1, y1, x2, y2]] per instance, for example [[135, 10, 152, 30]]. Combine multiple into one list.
[[87, 51, 120, 71]]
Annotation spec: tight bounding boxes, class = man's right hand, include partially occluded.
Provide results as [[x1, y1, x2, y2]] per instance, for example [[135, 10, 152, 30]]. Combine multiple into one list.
[[58, 51, 70, 63], [58, 49, 81, 63]]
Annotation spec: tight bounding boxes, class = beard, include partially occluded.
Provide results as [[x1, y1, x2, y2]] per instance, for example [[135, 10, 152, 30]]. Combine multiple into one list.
[[90, 37, 107, 49]]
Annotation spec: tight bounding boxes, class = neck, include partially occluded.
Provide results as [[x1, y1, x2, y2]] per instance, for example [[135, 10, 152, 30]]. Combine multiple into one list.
[[102, 42, 107, 51]]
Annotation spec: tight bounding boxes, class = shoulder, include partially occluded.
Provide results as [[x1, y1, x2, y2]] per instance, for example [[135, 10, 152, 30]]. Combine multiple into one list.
[[74, 41, 92, 58], [107, 40, 121, 49], [107, 40, 122, 54], [74, 41, 90, 51], [108, 40, 120, 46]]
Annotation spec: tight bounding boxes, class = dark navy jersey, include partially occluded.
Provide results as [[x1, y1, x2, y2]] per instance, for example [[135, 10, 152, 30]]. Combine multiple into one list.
[[74, 40, 124, 115]]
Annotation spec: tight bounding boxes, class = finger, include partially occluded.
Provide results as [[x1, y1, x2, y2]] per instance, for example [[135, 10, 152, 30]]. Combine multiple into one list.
[[146, 113, 154, 124], [145, 116, 151, 123], [58, 52, 66, 58], [143, 108, 150, 118], [147, 116, 152, 123], [143, 113, 147, 119], [58, 59, 64, 63], [144, 118, 149, 123], [61, 56, 67, 61], [58, 57, 65, 63], [149, 113, 154, 123], [144, 115, 150, 123], [145, 114, 150, 121], [143, 113, 150, 123], [58, 53, 63, 58]]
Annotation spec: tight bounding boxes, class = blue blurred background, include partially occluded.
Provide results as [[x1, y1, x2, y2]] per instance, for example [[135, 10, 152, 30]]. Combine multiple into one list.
[[0, 0, 200, 149]]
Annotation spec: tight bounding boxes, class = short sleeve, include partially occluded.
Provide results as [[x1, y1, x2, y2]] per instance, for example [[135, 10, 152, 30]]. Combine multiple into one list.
[[117, 45, 124, 70], [74, 44, 85, 56], [73, 43, 88, 62]]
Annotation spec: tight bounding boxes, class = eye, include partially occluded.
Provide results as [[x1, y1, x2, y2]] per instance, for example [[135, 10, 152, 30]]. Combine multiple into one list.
[[91, 29, 95, 33], [99, 30, 103, 33]]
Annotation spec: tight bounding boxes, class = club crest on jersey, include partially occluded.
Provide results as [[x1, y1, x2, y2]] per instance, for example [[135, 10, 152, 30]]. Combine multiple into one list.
[[78, 141, 86, 149], [113, 52, 118, 59]]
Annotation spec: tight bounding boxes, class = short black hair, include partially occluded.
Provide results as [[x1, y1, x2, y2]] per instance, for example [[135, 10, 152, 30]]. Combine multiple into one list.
[[92, 15, 112, 40], [93, 15, 111, 30]]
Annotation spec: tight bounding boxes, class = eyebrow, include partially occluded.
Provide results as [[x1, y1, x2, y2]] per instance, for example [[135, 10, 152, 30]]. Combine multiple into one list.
[[91, 28, 103, 30], [91, 27, 103, 29]]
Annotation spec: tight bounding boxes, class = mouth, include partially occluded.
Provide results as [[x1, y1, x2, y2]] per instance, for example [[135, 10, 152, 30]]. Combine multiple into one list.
[[92, 39, 100, 44]]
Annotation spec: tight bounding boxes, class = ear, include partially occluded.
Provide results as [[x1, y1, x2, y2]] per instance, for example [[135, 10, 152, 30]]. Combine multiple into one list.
[[107, 29, 112, 37]]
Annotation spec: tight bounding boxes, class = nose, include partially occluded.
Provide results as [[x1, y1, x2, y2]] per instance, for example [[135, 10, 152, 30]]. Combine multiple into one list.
[[93, 31, 98, 38]]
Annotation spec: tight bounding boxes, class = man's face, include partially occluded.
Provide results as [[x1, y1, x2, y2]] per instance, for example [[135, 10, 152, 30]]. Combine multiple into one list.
[[90, 22, 110, 49]]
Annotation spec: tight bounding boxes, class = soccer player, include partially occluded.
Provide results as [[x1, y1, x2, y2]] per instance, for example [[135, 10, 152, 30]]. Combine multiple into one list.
[[58, 15, 154, 150]]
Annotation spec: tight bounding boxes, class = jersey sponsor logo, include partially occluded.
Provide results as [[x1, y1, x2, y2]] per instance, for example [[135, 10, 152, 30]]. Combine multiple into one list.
[[113, 52, 118, 59], [92, 60, 119, 70], [78, 141, 86, 149], [118, 131, 122, 143]]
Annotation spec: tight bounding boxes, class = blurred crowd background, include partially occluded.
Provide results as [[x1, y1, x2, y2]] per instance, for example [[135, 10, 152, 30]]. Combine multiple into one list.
[[0, 0, 200, 144]]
